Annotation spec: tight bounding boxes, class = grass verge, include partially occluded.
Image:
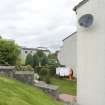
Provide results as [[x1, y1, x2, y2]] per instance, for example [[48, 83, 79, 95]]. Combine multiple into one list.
[[51, 78, 77, 96], [0, 77, 63, 105]]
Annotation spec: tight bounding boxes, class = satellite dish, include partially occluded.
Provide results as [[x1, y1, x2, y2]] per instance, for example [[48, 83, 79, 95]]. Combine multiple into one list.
[[79, 14, 94, 28]]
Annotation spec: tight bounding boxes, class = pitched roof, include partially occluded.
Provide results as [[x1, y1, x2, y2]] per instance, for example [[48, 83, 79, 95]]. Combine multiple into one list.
[[63, 32, 77, 41], [21, 46, 50, 52], [21, 47, 37, 51], [73, 0, 89, 11]]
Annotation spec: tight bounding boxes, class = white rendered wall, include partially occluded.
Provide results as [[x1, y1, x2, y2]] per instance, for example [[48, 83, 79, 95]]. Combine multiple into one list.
[[76, 0, 105, 105], [20, 49, 49, 64], [58, 34, 77, 77], [20, 49, 37, 64]]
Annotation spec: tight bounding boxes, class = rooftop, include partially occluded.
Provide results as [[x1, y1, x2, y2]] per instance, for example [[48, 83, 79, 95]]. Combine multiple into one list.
[[21, 46, 50, 52], [63, 32, 77, 41], [73, 0, 89, 11]]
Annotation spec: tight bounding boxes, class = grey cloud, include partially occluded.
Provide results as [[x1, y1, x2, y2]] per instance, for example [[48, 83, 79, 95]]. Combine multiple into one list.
[[0, 0, 80, 51]]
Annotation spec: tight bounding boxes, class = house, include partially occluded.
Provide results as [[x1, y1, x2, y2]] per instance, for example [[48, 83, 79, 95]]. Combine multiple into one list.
[[58, 32, 77, 77], [36, 47, 50, 56], [20, 46, 50, 64], [73, 0, 105, 105]]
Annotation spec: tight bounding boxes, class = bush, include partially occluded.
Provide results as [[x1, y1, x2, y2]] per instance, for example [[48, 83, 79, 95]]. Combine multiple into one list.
[[34, 66, 42, 74], [25, 53, 33, 67], [59, 65, 66, 67], [33, 54, 40, 67], [46, 63, 60, 76], [39, 66, 51, 83], [0, 39, 20, 65], [16, 65, 34, 71], [35, 50, 48, 66], [46, 65, 56, 76], [41, 54, 48, 66]]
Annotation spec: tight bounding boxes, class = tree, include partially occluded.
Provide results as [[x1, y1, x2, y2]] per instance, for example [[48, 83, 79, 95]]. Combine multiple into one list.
[[35, 50, 48, 66], [25, 53, 33, 67], [48, 52, 60, 65], [36, 50, 44, 58], [33, 53, 40, 67], [0, 39, 20, 65], [41, 54, 48, 66]]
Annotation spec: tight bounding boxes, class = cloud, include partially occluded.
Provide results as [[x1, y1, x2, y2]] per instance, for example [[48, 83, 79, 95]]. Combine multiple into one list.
[[0, 0, 80, 51]]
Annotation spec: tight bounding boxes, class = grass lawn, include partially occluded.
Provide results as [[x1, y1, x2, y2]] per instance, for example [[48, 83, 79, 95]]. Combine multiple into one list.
[[51, 78, 77, 96], [0, 77, 62, 105]]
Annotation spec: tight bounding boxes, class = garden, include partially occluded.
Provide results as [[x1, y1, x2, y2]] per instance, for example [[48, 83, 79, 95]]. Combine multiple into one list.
[[0, 38, 77, 105]]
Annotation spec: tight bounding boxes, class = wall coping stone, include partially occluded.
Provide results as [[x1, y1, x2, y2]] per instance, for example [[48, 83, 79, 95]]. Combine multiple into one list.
[[0, 66, 15, 70]]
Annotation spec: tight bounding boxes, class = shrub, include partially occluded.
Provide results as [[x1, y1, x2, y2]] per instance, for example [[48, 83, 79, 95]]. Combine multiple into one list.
[[25, 53, 33, 67], [46, 63, 60, 76], [0, 39, 20, 65], [59, 65, 66, 67], [36, 50, 44, 58], [33, 54, 40, 67], [39, 66, 51, 83], [35, 50, 48, 66], [16, 65, 34, 71], [41, 54, 48, 66], [34, 66, 42, 74], [47, 65, 56, 76]]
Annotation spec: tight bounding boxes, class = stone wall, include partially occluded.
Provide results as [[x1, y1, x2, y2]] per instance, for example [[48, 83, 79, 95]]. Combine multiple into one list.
[[0, 66, 34, 85], [0, 66, 15, 78], [13, 71, 34, 85]]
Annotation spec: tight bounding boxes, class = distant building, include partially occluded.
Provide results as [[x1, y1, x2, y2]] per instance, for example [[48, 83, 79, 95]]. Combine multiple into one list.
[[58, 32, 77, 77], [36, 47, 50, 56], [20, 46, 50, 64], [74, 0, 105, 105]]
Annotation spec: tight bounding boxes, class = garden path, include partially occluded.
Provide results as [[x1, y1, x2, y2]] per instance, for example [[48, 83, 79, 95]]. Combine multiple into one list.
[[59, 94, 76, 103]]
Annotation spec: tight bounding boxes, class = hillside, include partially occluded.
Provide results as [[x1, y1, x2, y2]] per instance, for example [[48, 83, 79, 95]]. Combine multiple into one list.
[[0, 77, 62, 105]]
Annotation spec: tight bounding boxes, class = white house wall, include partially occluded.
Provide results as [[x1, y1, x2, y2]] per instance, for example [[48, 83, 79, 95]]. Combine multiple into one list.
[[58, 33, 77, 77], [76, 0, 105, 105], [20, 49, 37, 64], [20, 48, 50, 64]]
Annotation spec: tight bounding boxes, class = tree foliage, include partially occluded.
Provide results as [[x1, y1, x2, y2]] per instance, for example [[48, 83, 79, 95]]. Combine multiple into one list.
[[0, 39, 20, 65], [33, 53, 40, 67], [48, 52, 60, 65], [25, 53, 33, 67], [36, 50, 48, 66], [36, 50, 44, 58], [41, 54, 48, 66]]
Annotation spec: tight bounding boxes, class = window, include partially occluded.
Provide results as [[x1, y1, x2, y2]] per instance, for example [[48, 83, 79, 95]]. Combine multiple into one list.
[[25, 51, 28, 54]]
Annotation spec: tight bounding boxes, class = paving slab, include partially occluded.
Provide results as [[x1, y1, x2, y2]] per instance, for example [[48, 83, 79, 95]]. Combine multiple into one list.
[[59, 94, 76, 103]]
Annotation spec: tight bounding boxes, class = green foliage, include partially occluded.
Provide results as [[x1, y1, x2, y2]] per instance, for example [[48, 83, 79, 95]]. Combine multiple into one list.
[[59, 65, 66, 67], [48, 53, 56, 59], [34, 66, 42, 74], [36, 50, 44, 58], [47, 53, 61, 76], [47, 65, 57, 76], [33, 54, 40, 67], [48, 53, 60, 65], [16, 65, 34, 71], [41, 54, 48, 66], [25, 53, 33, 67], [35, 50, 48, 66], [0, 39, 20, 65], [39, 66, 50, 83], [16, 58, 22, 65]]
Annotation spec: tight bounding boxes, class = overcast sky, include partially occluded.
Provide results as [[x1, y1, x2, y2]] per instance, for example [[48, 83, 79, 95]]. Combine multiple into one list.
[[0, 0, 80, 51]]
